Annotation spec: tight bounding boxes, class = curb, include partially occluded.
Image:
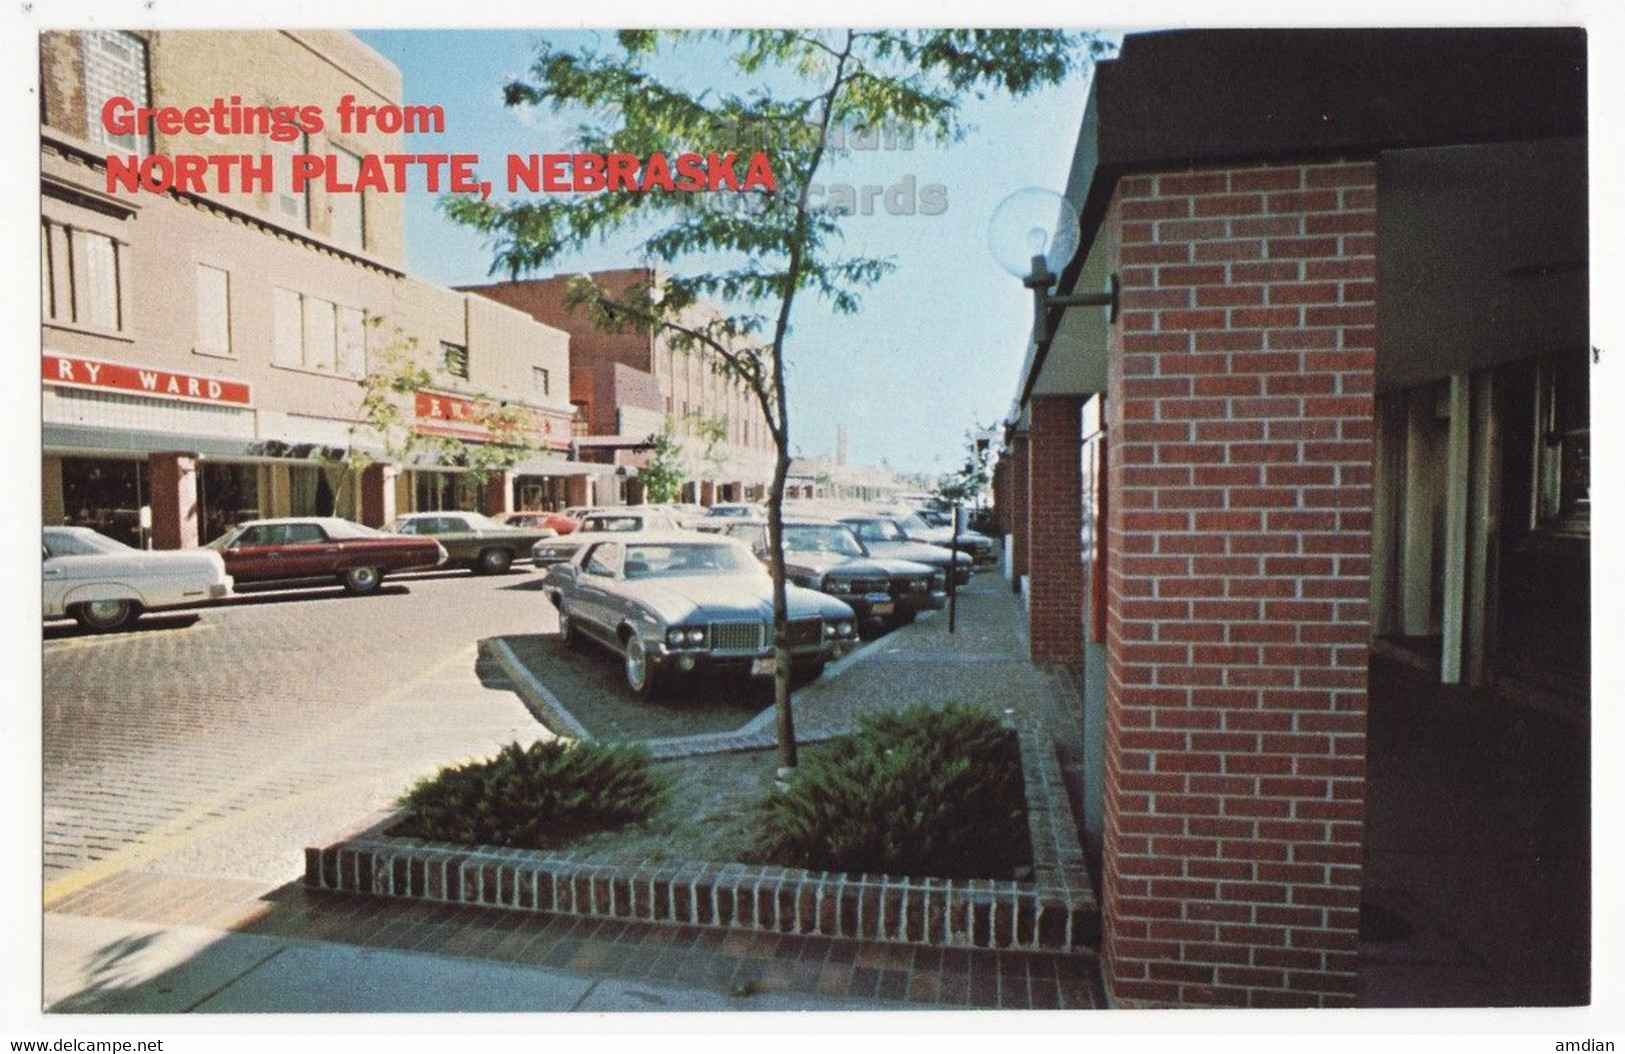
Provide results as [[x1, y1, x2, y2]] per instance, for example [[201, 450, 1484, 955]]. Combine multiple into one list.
[[305, 724, 1099, 956]]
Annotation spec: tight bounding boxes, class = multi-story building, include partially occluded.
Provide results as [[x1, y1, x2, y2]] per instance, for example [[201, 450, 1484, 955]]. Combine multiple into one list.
[[460, 268, 778, 505], [40, 29, 613, 549]]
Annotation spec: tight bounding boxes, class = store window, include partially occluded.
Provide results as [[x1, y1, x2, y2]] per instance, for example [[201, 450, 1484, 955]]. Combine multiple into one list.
[[1532, 353, 1590, 536], [197, 463, 261, 544], [60, 457, 148, 548], [288, 464, 353, 518], [272, 288, 364, 376], [413, 471, 479, 513], [82, 31, 150, 155], [442, 342, 470, 380]]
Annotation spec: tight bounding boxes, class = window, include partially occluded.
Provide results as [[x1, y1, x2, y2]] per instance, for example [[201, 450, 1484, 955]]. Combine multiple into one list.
[[41, 223, 54, 320], [329, 147, 365, 250], [82, 31, 150, 155], [571, 402, 590, 436], [273, 288, 364, 375], [81, 232, 120, 331], [442, 341, 469, 379], [195, 265, 230, 356], [533, 367, 551, 395], [268, 130, 309, 226], [45, 223, 128, 333]]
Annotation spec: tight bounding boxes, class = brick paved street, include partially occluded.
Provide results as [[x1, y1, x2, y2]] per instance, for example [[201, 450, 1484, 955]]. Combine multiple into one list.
[[41, 565, 1105, 1012], [44, 569, 557, 891]]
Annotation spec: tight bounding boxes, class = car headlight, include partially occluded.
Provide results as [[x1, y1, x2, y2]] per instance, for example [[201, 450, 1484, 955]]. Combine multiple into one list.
[[824, 619, 855, 638], [908, 577, 928, 592], [931, 572, 947, 590], [686, 628, 705, 645], [667, 628, 687, 647], [825, 579, 852, 594]]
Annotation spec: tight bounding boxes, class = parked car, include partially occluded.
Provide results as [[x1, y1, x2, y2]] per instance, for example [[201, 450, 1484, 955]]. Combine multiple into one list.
[[44, 526, 233, 631], [204, 517, 445, 594], [542, 533, 858, 698], [391, 511, 554, 574], [838, 515, 974, 584], [496, 510, 578, 535], [885, 509, 998, 563], [531, 509, 688, 567], [692, 502, 763, 532], [721, 518, 946, 629]]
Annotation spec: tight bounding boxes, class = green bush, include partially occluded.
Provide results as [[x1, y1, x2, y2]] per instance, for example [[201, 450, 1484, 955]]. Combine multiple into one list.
[[394, 739, 667, 849], [753, 703, 1030, 880]]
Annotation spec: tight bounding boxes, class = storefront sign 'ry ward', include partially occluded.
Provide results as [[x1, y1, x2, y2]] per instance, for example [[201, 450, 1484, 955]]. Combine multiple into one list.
[[43, 352, 254, 407]]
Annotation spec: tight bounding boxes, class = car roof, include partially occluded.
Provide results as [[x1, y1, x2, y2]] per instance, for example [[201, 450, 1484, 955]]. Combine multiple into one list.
[[233, 516, 359, 528]]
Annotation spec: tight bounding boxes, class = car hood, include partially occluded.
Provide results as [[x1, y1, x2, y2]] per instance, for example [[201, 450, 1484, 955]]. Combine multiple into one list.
[[817, 556, 936, 579], [863, 540, 971, 566], [617, 574, 850, 624]]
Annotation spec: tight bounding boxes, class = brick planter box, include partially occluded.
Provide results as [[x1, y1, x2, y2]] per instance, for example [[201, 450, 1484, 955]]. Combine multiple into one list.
[[305, 724, 1099, 955]]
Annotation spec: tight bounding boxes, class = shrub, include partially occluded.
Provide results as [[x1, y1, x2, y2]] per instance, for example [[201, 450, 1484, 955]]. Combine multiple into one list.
[[753, 703, 1029, 880], [394, 739, 667, 849]]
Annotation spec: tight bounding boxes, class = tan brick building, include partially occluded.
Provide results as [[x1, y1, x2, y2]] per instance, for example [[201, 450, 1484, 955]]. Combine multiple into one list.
[[41, 29, 613, 548], [461, 268, 778, 504]]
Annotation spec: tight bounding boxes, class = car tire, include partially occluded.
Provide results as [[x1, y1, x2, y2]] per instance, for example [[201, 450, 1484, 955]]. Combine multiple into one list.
[[477, 548, 513, 575], [73, 599, 137, 632], [342, 566, 382, 595], [623, 633, 661, 699]]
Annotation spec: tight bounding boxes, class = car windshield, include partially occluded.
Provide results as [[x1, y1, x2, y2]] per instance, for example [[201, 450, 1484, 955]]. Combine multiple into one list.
[[897, 514, 932, 532], [847, 519, 904, 543], [622, 543, 759, 579], [44, 529, 129, 557], [323, 519, 383, 539], [582, 515, 646, 533], [782, 524, 865, 557]]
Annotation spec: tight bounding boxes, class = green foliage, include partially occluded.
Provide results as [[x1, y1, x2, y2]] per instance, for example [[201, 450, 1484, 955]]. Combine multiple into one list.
[[753, 703, 1029, 879], [394, 740, 667, 850], [348, 319, 535, 487], [936, 427, 993, 506], [640, 421, 689, 504]]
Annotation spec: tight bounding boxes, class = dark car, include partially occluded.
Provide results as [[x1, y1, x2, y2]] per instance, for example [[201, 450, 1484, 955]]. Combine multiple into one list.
[[391, 511, 555, 574], [205, 517, 445, 594], [838, 516, 974, 585], [721, 518, 946, 630]]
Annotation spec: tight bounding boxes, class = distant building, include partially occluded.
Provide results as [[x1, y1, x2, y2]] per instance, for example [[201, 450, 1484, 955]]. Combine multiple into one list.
[[461, 268, 777, 504], [41, 29, 613, 548]]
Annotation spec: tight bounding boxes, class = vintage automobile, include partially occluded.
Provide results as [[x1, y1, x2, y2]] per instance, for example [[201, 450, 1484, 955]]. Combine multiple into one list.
[[838, 515, 975, 584], [720, 518, 946, 630], [691, 502, 763, 532], [531, 508, 687, 567], [542, 533, 858, 698], [885, 508, 999, 563], [391, 511, 555, 574], [44, 526, 233, 631], [497, 510, 578, 535], [204, 517, 445, 594]]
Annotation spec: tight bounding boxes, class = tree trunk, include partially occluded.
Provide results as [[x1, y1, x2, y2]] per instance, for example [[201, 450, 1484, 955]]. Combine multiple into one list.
[[768, 442, 796, 770]]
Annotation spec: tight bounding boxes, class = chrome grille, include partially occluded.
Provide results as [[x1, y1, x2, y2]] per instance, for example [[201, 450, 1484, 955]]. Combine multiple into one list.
[[846, 578, 888, 595], [787, 618, 823, 647], [708, 621, 765, 652]]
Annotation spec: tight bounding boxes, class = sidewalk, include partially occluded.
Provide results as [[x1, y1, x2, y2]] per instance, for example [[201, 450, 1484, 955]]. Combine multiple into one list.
[[43, 570, 1105, 1014]]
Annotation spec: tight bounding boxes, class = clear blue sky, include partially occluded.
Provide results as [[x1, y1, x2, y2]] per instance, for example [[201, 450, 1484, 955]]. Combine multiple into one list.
[[354, 29, 1096, 477]]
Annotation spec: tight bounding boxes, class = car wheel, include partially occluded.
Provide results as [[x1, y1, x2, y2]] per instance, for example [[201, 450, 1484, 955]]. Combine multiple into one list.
[[342, 566, 382, 594], [73, 599, 137, 632], [477, 548, 513, 575], [895, 609, 918, 626], [623, 634, 660, 699]]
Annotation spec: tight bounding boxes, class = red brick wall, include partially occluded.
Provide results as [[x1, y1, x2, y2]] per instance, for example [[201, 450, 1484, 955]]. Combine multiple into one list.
[[1027, 396, 1085, 662], [1100, 160, 1376, 1008], [1008, 434, 1031, 587]]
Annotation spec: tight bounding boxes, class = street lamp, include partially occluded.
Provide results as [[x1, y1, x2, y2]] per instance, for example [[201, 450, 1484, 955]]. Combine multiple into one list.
[[988, 187, 1118, 344]]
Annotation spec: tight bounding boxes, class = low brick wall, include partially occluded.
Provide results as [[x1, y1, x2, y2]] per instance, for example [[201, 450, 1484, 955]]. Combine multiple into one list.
[[305, 725, 1099, 955]]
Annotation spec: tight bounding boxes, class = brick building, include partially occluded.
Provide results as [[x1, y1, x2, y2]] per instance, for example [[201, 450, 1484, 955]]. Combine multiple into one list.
[[41, 29, 614, 549], [461, 269, 778, 505], [998, 29, 1587, 1007]]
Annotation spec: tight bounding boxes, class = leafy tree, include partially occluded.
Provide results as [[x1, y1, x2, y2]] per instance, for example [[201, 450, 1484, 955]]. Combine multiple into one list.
[[639, 419, 690, 503], [444, 29, 1103, 766], [346, 321, 536, 497], [935, 426, 993, 507]]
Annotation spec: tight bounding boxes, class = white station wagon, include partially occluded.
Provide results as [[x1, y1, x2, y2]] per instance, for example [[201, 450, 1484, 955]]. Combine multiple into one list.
[[44, 526, 233, 631]]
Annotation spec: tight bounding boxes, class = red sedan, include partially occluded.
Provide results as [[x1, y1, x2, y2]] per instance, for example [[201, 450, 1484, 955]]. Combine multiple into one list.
[[204, 517, 445, 594], [496, 510, 578, 535]]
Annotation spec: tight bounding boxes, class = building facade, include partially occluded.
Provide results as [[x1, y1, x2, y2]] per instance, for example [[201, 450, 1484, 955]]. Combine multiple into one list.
[[461, 269, 778, 505], [41, 29, 611, 549], [999, 29, 1587, 1007]]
